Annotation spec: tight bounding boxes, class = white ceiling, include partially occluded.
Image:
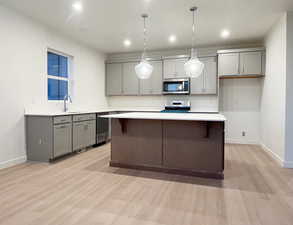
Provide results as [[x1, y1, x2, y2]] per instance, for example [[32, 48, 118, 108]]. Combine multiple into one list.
[[1, 0, 293, 53]]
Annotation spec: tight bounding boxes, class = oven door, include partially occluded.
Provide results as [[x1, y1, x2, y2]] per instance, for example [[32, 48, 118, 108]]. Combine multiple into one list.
[[163, 79, 190, 95]]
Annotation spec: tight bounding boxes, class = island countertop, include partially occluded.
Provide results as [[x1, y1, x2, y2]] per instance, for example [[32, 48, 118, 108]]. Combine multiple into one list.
[[101, 112, 226, 122]]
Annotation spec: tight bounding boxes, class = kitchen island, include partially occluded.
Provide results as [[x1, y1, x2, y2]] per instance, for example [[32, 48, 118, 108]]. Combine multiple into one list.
[[102, 112, 226, 179]]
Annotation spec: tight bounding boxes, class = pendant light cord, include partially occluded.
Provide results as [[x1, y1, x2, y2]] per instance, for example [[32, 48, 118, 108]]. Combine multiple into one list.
[[192, 9, 195, 49], [142, 15, 148, 60], [190, 7, 197, 58]]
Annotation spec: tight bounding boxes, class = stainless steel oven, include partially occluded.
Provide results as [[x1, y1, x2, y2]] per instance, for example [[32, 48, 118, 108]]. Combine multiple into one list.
[[162, 78, 190, 95]]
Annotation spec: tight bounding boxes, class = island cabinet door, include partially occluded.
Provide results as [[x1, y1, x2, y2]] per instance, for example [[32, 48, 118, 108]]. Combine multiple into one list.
[[162, 121, 224, 173], [110, 119, 163, 166]]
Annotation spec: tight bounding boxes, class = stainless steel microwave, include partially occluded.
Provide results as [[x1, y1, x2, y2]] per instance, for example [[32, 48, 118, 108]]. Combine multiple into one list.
[[162, 78, 190, 95]]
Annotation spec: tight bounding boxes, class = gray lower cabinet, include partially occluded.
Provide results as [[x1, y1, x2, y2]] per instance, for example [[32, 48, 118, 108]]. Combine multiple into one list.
[[73, 114, 96, 151], [26, 113, 96, 162], [53, 123, 72, 158], [26, 115, 73, 162]]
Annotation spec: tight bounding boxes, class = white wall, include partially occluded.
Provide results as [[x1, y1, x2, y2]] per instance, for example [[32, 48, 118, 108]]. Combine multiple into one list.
[[285, 12, 293, 167], [260, 14, 287, 163], [220, 79, 262, 144], [108, 95, 219, 112], [0, 5, 107, 168]]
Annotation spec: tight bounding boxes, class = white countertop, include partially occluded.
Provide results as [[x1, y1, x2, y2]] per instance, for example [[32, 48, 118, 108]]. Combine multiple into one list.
[[25, 108, 220, 117], [24, 108, 162, 116], [101, 112, 226, 122]]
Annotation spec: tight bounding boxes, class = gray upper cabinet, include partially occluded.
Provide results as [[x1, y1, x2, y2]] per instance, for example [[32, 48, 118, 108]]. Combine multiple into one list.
[[163, 58, 188, 79], [218, 53, 239, 76], [240, 52, 262, 75], [163, 59, 176, 79], [218, 48, 265, 77], [53, 123, 72, 158], [191, 57, 217, 95], [106, 63, 123, 96], [140, 60, 163, 95], [175, 58, 188, 78], [123, 62, 139, 95]]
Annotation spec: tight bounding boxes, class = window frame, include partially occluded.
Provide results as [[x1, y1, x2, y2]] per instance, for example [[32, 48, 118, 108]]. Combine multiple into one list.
[[46, 48, 73, 101]]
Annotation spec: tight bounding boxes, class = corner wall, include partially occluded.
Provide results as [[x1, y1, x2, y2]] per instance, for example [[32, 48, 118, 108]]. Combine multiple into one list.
[[261, 14, 287, 164], [220, 78, 262, 144], [0, 5, 107, 169], [285, 12, 293, 167]]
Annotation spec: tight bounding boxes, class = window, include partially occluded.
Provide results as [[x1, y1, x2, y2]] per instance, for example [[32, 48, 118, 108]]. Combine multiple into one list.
[[47, 51, 70, 100]]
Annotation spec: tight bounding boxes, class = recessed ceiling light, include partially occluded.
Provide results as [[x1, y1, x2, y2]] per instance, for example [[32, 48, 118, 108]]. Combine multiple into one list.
[[221, 29, 230, 38], [169, 35, 177, 43], [72, 2, 83, 13], [124, 39, 131, 47]]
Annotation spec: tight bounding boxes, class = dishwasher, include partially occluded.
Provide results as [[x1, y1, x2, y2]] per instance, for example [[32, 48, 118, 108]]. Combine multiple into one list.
[[96, 112, 110, 144]]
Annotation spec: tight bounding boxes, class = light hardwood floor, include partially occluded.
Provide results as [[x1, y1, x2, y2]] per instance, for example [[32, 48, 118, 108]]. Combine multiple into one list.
[[0, 144, 293, 225]]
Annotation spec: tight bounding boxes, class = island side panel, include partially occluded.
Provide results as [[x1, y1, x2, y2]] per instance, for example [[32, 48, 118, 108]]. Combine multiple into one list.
[[163, 120, 224, 174], [110, 118, 163, 167]]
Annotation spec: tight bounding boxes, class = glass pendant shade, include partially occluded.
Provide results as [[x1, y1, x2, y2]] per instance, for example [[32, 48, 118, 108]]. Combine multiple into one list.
[[135, 59, 153, 79], [184, 49, 204, 78]]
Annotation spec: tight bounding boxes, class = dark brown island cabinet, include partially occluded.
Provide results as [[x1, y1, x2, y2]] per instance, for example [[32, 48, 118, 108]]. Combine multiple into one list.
[[102, 112, 226, 179]]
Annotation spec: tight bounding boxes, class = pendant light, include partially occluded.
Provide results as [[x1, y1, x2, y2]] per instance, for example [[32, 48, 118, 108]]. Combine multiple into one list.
[[135, 14, 153, 80], [184, 7, 204, 78]]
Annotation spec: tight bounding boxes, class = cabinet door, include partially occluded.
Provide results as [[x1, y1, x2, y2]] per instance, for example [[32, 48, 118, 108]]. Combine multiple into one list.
[[122, 62, 139, 95], [86, 120, 96, 146], [175, 58, 188, 78], [140, 61, 163, 95], [203, 57, 217, 94], [73, 122, 86, 151], [163, 59, 176, 79], [106, 63, 122, 96], [218, 53, 239, 76], [151, 61, 163, 94], [240, 51, 262, 75], [190, 70, 204, 94], [53, 123, 72, 158], [190, 57, 217, 94]]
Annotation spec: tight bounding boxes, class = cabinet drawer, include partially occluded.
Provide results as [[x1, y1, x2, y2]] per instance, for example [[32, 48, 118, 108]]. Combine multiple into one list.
[[53, 116, 72, 124], [87, 114, 96, 120], [73, 114, 96, 122]]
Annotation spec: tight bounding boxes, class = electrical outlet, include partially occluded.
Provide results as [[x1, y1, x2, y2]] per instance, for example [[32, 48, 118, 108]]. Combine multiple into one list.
[[242, 131, 246, 137]]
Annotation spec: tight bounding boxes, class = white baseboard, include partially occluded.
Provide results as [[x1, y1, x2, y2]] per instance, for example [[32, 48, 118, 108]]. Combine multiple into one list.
[[283, 161, 293, 168], [0, 156, 27, 170], [226, 138, 259, 145], [260, 143, 284, 167]]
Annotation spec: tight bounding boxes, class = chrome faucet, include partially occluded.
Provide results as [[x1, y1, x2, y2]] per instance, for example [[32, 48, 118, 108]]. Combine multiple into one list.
[[63, 95, 72, 112]]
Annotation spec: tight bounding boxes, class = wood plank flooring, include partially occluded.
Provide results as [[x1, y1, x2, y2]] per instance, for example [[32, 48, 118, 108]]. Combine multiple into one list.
[[0, 144, 293, 225]]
